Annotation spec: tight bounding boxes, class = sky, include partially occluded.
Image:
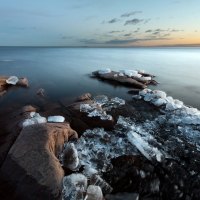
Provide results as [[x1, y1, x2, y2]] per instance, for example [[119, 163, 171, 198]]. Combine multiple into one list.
[[0, 0, 200, 47]]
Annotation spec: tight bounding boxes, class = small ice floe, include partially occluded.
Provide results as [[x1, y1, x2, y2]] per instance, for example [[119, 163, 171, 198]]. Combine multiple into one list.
[[98, 68, 111, 75], [85, 185, 103, 200], [47, 116, 65, 123], [62, 173, 87, 200], [6, 76, 19, 85], [62, 143, 79, 170], [22, 112, 47, 127], [111, 97, 125, 106]]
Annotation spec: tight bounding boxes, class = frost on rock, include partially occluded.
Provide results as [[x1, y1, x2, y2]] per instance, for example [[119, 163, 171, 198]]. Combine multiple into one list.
[[80, 95, 125, 121], [98, 68, 111, 75], [47, 116, 65, 123], [62, 173, 87, 200], [22, 112, 47, 127], [6, 76, 19, 85]]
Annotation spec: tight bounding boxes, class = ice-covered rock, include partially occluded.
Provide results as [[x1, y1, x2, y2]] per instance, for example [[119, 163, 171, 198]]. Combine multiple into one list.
[[86, 185, 103, 200], [48, 116, 65, 123], [98, 68, 111, 74], [6, 76, 19, 85], [62, 174, 87, 200], [153, 90, 167, 99], [62, 143, 79, 170], [152, 98, 167, 107], [22, 112, 47, 127], [111, 97, 125, 105]]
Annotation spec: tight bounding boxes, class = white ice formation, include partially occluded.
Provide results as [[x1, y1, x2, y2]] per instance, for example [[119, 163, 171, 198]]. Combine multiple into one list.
[[98, 68, 111, 74], [6, 76, 19, 85], [47, 116, 65, 123], [22, 112, 47, 127], [85, 185, 103, 200], [62, 174, 88, 200], [80, 95, 125, 121]]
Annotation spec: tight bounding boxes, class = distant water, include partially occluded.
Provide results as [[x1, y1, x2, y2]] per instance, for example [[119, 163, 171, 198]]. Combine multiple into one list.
[[0, 47, 200, 111]]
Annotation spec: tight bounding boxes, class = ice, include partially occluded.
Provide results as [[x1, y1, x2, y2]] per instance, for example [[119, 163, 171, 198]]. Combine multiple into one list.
[[80, 95, 126, 121], [119, 72, 124, 76], [127, 131, 163, 162], [153, 90, 167, 99], [62, 143, 79, 170], [140, 76, 152, 81], [47, 116, 65, 123], [120, 70, 138, 77], [6, 76, 19, 85], [98, 68, 111, 74], [111, 97, 125, 105], [83, 165, 98, 177], [62, 174, 87, 200], [152, 98, 167, 107], [86, 185, 103, 200], [139, 88, 152, 96], [22, 112, 47, 127], [132, 95, 142, 100]]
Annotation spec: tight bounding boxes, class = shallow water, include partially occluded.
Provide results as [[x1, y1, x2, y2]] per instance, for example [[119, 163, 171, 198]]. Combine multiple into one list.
[[0, 47, 200, 110]]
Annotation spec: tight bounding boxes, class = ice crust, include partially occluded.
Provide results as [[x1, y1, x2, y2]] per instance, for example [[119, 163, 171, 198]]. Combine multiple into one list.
[[22, 112, 47, 127]]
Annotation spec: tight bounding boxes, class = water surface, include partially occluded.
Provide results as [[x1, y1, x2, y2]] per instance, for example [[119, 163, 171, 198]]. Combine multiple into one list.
[[0, 47, 200, 111]]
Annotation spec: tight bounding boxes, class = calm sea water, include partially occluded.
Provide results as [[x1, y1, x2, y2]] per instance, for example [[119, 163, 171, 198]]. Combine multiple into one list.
[[0, 47, 200, 111]]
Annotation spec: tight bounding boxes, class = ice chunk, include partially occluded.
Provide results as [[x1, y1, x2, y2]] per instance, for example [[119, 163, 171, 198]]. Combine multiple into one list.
[[22, 112, 47, 127], [47, 116, 65, 123], [133, 73, 142, 78], [62, 174, 87, 200], [86, 185, 103, 200], [132, 95, 142, 100], [94, 95, 108, 105], [144, 93, 154, 102], [6, 76, 19, 85], [153, 90, 167, 99], [140, 76, 152, 81], [118, 72, 124, 76], [83, 165, 98, 177], [127, 131, 163, 162], [98, 68, 111, 74], [111, 97, 125, 105], [153, 98, 167, 107], [139, 88, 152, 96], [120, 70, 138, 77], [62, 143, 79, 170]]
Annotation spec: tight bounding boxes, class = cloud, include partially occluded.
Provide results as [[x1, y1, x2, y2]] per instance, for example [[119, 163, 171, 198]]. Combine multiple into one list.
[[134, 28, 140, 33], [124, 18, 143, 25], [108, 18, 120, 23], [121, 11, 142, 17], [124, 33, 132, 37], [109, 30, 124, 33], [105, 37, 171, 45], [145, 29, 152, 33], [170, 29, 184, 32], [144, 19, 151, 24]]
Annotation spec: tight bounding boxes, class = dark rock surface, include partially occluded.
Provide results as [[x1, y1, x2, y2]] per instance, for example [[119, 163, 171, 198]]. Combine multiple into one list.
[[0, 122, 77, 200]]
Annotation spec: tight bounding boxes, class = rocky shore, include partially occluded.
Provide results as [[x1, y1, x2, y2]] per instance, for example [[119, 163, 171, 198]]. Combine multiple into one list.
[[0, 70, 200, 200]]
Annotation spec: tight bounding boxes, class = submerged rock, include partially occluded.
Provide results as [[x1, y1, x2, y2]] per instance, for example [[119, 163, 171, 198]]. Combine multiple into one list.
[[76, 93, 92, 102]]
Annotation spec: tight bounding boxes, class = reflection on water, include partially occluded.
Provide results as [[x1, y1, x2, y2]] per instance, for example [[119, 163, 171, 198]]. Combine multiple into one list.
[[0, 47, 200, 111]]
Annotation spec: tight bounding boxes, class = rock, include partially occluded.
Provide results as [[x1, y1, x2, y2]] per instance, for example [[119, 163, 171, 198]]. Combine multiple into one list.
[[62, 143, 79, 170], [105, 193, 139, 200], [0, 122, 78, 200], [92, 71, 146, 89], [76, 93, 92, 102], [36, 88, 45, 97], [127, 89, 141, 95], [16, 77, 29, 87], [0, 105, 37, 166]]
